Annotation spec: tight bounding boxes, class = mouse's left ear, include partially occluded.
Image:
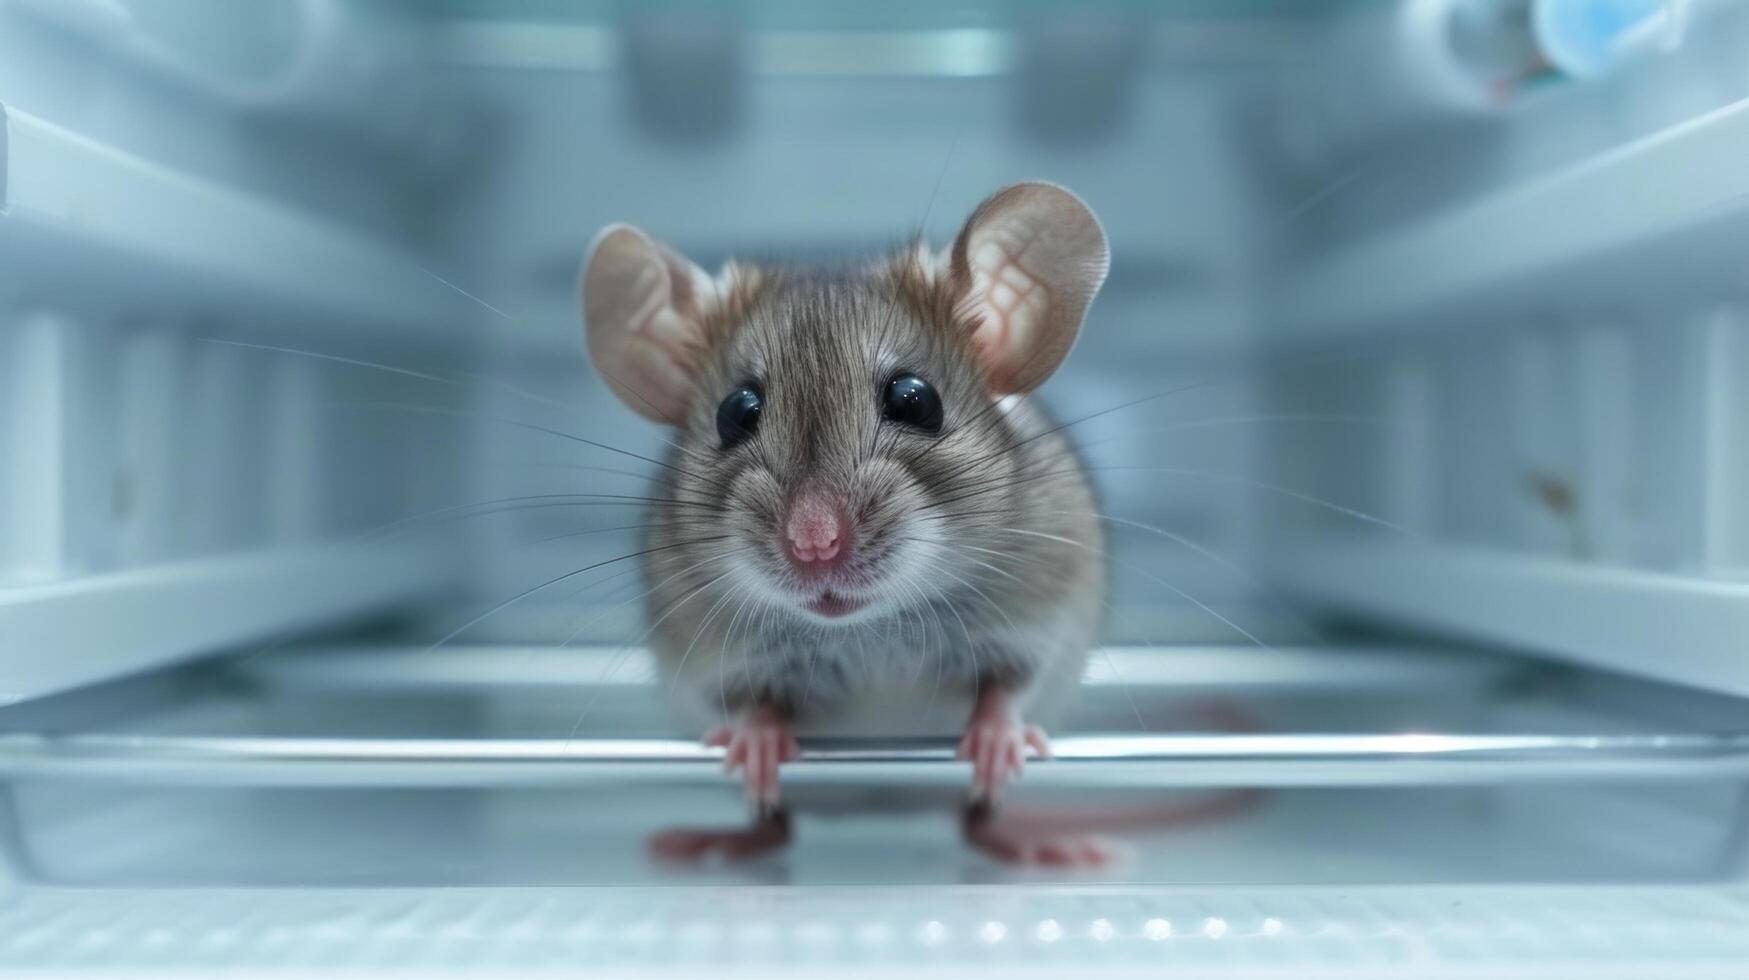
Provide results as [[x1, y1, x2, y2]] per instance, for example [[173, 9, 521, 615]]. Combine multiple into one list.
[[946, 182, 1109, 395]]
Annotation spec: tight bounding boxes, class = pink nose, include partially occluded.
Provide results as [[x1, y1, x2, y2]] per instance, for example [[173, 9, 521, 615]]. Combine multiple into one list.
[[785, 493, 851, 570]]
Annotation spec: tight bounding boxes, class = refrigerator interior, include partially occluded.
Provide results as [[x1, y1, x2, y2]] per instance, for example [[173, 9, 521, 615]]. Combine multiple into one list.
[[3, 0, 1749, 974]]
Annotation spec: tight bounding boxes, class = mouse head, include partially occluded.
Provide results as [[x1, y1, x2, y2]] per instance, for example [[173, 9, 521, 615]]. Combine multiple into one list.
[[582, 182, 1108, 625]]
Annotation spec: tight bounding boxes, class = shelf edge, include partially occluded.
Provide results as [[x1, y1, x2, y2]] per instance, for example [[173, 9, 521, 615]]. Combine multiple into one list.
[[1276, 539, 1749, 697], [0, 542, 456, 704]]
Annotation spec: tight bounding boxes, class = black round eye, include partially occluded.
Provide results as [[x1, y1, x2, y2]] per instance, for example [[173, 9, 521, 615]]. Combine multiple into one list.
[[883, 373, 943, 433], [716, 384, 762, 449]]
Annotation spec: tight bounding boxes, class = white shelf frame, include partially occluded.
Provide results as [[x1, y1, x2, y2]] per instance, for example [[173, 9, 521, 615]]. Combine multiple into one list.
[[0, 101, 479, 703], [0, 543, 454, 705], [1278, 538, 1749, 697], [0, 102, 471, 345], [1282, 96, 1749, 339]]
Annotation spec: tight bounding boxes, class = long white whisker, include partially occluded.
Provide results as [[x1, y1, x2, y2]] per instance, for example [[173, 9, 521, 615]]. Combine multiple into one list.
[[673, 578, 749, 690], [424, 537, 728, 654], [1075, 412, 1393, 452], [418, 265, 514, 320], [925, 463, 1410, 536], [1120, 466, 1408, 534], [910, 576, 952, 689], [561, 562, 742, 744], [717, 584, 765, 712], [199, 335, 615, 442], [1272, 161, 1374, 231], [558, 547, 747, 650], [1053, 510, 1320, 640], [928, 577, 978, 696], [954, 548, 1058, 599], [988, 526, 1272, 651], [200, 337, 459, 387]]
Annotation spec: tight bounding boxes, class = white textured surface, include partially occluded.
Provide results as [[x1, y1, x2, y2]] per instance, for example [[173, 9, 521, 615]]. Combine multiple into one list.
[[1, 885, 1747, 976]]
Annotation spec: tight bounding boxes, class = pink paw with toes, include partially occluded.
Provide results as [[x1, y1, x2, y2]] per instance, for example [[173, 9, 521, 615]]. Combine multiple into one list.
[[957, 717, 1051, 801], [706, 707, 798, 807]]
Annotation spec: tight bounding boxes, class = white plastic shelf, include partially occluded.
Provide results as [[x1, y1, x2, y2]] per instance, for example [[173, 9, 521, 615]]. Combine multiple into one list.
[[0, 103, 471, 346], [0, 543, 454, 705], [4, 729, 1745, 789], [1278, 539, 1749, 697], [3, 642, 1744, 789], [1281, 97, 1749, 340]]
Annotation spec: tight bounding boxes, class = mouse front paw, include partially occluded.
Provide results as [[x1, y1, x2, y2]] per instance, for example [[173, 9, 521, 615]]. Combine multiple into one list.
[[705, 705, 799, 808], [957, 691, 1051, 801]]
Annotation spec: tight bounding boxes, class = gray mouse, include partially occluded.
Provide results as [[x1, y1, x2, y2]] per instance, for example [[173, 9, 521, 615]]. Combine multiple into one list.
[[581, 182, 1112, 864]]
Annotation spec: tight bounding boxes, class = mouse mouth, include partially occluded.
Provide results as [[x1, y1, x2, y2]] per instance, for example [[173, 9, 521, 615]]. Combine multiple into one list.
[[804, 590, 870, 619]]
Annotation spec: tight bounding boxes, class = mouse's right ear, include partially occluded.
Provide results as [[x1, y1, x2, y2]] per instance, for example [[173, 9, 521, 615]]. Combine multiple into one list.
[[581, 224, 715, 425]]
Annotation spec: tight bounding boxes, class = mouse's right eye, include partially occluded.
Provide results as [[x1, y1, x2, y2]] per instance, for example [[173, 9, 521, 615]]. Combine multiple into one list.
[[716, 384, 763, 450]]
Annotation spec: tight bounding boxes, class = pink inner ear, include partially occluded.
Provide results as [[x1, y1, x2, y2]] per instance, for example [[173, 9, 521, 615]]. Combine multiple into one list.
[[583, 225, 720, 425], [970, 238, 1051, 368], [948, 182, 1108, 394], [618, 332, 698, 425]]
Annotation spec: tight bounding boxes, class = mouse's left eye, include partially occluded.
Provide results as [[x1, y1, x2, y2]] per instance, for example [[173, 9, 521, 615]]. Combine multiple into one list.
[[883, 373, 943, 433], [716, 384, 763, 450]]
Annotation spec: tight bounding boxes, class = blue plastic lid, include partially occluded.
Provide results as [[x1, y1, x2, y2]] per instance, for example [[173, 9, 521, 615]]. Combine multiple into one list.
[[1533, 0, 1674, 79]]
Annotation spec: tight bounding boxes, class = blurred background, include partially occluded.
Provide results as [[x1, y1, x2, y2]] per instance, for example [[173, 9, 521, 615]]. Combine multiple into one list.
[[4, 1, 1749, 965]]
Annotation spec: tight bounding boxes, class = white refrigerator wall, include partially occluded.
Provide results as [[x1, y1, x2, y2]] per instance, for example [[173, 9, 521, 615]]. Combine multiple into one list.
[[0, 1, 482, 699]]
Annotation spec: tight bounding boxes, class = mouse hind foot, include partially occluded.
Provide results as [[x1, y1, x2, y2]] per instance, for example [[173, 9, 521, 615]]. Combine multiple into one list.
[[649, 807, 792, 862], [960, 801, 1124, 867]]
